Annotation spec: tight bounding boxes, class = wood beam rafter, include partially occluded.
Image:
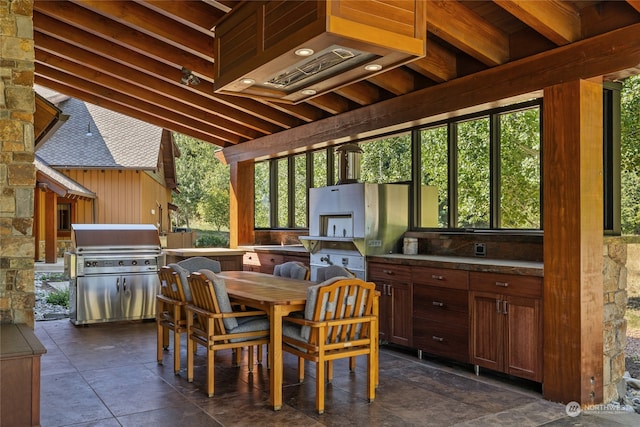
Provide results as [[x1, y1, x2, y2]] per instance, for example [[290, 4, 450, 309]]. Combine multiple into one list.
[[427, 0, 509, 66], [494, 0, 581, 46], [406, 40, 457, 83]]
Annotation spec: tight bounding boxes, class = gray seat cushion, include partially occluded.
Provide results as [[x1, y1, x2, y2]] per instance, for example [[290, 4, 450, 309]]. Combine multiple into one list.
[[178, 257, 221, 274], [167, 263, 191, 302], [274, 261, 308, 280], [315, 265, 354, 282], [198, 269, 237, 331], [228, 317, 269, 343]]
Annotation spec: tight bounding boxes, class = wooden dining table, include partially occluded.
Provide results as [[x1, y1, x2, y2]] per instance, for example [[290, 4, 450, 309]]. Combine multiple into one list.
[[216, 270, 315, 411]]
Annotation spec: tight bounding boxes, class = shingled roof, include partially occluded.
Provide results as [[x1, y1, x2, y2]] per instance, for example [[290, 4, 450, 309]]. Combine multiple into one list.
[[35, 85, 163, 170]]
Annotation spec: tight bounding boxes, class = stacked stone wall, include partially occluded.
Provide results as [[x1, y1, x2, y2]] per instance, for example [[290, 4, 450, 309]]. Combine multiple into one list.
[[0, 0, 35, 326], [603, 237, 631, 402]]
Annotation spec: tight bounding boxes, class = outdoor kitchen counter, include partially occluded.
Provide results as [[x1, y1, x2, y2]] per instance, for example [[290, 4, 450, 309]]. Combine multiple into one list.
[[164, 248, 246, 270], [238, 244, 309, 255], [367, 254, 543, 277]]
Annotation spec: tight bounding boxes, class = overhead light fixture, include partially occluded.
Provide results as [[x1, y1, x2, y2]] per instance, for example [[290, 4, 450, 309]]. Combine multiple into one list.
[[300, 89, 317, 96], [180, 67, 200, 86], [294, 48, 314, 57], [364, 64, 382, 72], [86, 123, 93, 137]]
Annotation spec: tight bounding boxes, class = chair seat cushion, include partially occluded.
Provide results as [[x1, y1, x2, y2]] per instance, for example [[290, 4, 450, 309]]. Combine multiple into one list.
[[198, 269, 238, 330], [228, 317, 270, 343], [274, 262, 308, 280], [168, 263, 191, 302]]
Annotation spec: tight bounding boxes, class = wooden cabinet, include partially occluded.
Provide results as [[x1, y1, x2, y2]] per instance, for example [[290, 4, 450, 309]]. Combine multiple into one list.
[[368, 263, 412, 347], [243, 252, 284, 274], [242, 251, 309, 274], [412, 267, 469, 362], [469, 272, 543, 382]]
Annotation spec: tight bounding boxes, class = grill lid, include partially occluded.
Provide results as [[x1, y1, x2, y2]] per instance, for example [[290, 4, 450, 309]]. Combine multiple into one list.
[[72, 224, 161, 249]]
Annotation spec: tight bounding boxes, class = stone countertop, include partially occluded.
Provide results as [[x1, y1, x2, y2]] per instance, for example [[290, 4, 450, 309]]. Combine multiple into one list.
[[368, 254, 543, 277], [163, 248, 245, 256], [238, 245, 310, 255]]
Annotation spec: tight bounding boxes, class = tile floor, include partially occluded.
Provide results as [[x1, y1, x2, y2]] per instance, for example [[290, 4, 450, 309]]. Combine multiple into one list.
[[33, 318, 640, 426]]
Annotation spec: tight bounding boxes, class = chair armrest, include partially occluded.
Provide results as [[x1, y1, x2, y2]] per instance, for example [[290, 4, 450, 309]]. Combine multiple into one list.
[[157, 294, 186, 305], [223, 310, 267, 319]]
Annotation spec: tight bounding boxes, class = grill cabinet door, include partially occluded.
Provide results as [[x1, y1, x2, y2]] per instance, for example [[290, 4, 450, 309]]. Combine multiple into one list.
[[76, 276, 122, 323], [120, 273, 159, 321]]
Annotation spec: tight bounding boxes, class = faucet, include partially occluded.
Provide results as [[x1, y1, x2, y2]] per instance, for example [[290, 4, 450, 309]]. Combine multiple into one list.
[[320, 255, 333, 265]]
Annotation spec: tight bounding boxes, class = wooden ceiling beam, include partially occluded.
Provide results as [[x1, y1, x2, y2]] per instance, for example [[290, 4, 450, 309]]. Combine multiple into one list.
[[627, 0, 640, 14], [35, 62, 236, 146], [306, 93, 354, 115], [35, 36, 263, 142], [368, 68, 418, 96], [427, 0, 509, 66], [73, 0, 214, 59], [221, 22, 640, 164], [33, 13, 289, 134], [258, 100, 328, 123], [335, 81, 384, 106], [34, 0, 214, 77], [406, 40, 457, 82], [34, 75, 229, 147], [494, 0, 581, 46], [136, 0, 225, 32]]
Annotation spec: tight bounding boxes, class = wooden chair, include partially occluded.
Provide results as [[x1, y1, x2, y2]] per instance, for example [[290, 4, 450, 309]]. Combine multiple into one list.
[[156, 264, 190, 374], [282, 277, 378, 414], [177, 256, 221, 273], [274, 261, 310, 280], [186, 270, 270, 397]]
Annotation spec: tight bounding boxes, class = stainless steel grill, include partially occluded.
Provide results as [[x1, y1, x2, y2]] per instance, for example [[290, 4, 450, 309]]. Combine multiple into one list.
[[65, 224, 165, 325]]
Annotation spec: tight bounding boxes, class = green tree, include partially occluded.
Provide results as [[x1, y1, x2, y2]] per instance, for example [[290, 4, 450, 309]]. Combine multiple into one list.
[[173, 134, 223, 228], [197, 158, 230, 231], [621, 75, 640, 234]]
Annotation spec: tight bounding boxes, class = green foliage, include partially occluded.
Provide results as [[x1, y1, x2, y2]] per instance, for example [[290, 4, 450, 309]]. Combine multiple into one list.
[[46, 288, 69, 308], [254, 161, 270, 228], [195, 231, 229, 248], [38, 272, 67, 281], [173, 134, 229, 230], [621, 75, 640, 234], [360, 133, 412, 184]]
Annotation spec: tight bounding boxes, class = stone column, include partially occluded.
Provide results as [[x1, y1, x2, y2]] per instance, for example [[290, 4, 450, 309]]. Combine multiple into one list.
[[0, 0, 36, 326]]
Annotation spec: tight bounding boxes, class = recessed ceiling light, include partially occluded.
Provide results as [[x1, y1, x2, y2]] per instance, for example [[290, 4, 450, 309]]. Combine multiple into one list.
[[295, 48, 314, 57], [364, 64, 382, 72], [240, 78, 255, 85], [301, 89, 317, 96]]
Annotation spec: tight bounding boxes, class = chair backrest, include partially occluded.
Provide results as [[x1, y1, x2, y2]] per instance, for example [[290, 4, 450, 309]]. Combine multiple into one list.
[[158, 265, 187, 302], [302, 278, 376, 344], [274, 261, 309, 280], [167, 263, 191, 301], [187, 269, 238, 332], [315, 265, 355, 282], [177, 256, 221, 274]]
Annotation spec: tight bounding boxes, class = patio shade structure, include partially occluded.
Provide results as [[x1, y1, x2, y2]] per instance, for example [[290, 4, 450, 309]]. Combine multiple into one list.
[[28, 0, 640, 408]]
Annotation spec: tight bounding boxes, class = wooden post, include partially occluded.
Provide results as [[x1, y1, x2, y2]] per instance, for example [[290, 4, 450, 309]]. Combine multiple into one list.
[[229, 160, 255, 248], [542, 79, 604, 404], [44, 190, 58, 263]]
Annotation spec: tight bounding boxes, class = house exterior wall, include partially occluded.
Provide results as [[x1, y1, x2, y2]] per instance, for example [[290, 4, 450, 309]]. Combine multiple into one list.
[[0, 0, 35, 326]]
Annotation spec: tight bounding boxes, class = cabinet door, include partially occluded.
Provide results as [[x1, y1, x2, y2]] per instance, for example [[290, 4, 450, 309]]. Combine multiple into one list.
[[389, 281, 412, 347], [76, 276, 121, 323], [120, 274, 159, 321], [375, 282, 392, 342], [505, 295, 543, 382], [469, 291, 502, 372]]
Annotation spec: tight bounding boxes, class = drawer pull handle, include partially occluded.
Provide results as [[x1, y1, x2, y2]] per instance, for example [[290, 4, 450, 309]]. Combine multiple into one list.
[[431, 274, 444, 280], [496, 299, 501, 313], [432, 336, 444, 342], [432, 301, 444, 307], [383, 270, 394, 275], [496, 281, 509, 287]]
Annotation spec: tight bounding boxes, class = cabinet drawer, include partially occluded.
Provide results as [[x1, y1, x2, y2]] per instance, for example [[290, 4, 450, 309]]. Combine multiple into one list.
[[368, 263, 411, 282], [413, 322, 469, 362], [243, 252, 260, 266], [413, 286, 468, 322], [412, 267, 469, 290], [469, 272, 542, 298]]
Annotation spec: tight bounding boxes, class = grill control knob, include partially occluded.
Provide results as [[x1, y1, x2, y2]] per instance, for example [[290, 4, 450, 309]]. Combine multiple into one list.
[[85, 261, 91, 267], [132, 260, 138, 265], [92, 261, 98, 267], [118, 260, 124, 266], [144, 260, 150, 265]]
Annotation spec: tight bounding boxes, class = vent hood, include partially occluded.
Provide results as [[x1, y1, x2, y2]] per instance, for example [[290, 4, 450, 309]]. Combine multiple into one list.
[[213, 0, 426, 104]]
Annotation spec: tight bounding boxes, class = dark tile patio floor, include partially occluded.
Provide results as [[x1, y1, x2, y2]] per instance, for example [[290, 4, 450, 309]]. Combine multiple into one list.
[[34, 318, 640, 426]]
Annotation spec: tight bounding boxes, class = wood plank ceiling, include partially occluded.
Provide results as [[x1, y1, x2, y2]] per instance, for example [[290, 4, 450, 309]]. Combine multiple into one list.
[[33, 0, 640, 160]]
